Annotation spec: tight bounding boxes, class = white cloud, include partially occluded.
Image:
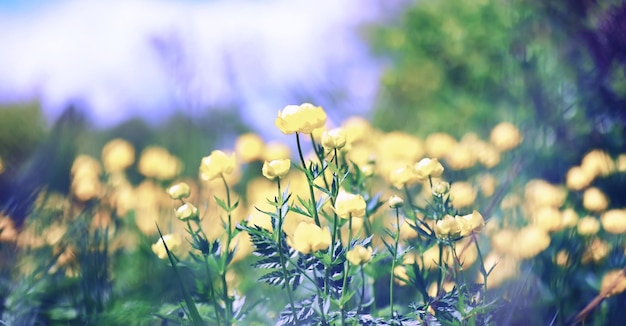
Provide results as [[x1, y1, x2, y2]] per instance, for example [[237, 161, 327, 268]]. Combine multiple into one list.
[[0, 0, 384, 136]]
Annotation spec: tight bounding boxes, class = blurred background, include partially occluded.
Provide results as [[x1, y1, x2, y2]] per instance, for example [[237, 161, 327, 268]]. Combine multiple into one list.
[[1, 0, 625, 324]]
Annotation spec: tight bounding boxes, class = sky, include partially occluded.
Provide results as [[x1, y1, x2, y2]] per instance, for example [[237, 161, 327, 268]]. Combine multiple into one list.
[[0, 0, 390, 137]]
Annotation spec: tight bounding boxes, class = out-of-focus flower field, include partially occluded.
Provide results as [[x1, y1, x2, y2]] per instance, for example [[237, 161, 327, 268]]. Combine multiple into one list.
[[1, 0, 625, 325]]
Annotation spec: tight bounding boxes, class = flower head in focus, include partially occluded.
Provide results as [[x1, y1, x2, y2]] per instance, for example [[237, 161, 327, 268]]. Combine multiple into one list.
[[334, 190, 367, 219], [289, 222, 331, 254], [275, 103, 327, 134], [199, 150, 236, 181], [167, 182, 191, 200], [346, 245, 373, 265], [262, 159, 291, 180]]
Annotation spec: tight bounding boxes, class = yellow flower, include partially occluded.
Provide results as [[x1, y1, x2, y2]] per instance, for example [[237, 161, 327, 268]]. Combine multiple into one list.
[[321, 127, 347, 150], [0, 155, 4, 175], [199, 150, 236, 181], [513, 226, 551, 259], [617, 154, 626, 172], [388, 195, 404, 209], [414, 158, 444, 179], [393, 266, 409, 286], [175, 203, 198, 221], [477, 253, 519, 289], [566, 166, 593, 191], [399, 219, 419, 241], [601, 209, 626, 234], [432, 181, 450, 197], [263, 142, 291, 161], [456, 210, 485, 236], [228, 231, 254, 264], [444, 143, 476, 170], [138, 146, 182, 180], [235, 133, 265, 163], [577, 216, 600, 236], [262, 159, 291, 180], [435, 215, 461, 238], [101, 138, 135, 173], [560, 208, 579, 228], [167, 182, 191, 200], [524, 179, 566, 209], [334, 190, 367, 219], [289, 222, 331, 254], [388, 165, 419, 189], [600, 269, 626, 297], [425, 132, 457, 158], [275, 103, 327, 134], [449, 182, 477, 209], [582, 238, 609, 264], [555, 250, 570, 267], [490, 122, 523, 151], [346, 245, 373, 265], [342, 116, 372, 145], [151, 234, 184, 260], [582, 187, 609, 212], [531, 206, 563, 232], [581, 149, 614, 178]]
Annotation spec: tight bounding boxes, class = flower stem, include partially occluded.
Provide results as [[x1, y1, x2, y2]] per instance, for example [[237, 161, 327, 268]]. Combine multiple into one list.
[[296, 132, 321, 226], [340, 216, 354, 324], [220, 174, 234, 323], [276, 179, 299, 325], [389, 207, 401, 319]]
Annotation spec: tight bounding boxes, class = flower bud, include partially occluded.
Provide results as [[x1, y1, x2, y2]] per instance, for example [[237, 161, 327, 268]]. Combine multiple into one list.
[[321, 127, 347, 150], [432, 181, 450, 197], [167, 182, 191, 200], [262, 159, 291, 180], [176, 203, 198, 221], [388, 195, 404, 209]]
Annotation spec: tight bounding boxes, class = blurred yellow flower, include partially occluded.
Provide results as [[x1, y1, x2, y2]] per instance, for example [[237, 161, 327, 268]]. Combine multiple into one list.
[[101, 138, 135, 173], [263, 141, 291, 161], [414, 158, 444, 179], [582, 187, 609, 212], [582, 238, 609, 264], [342, 116, 372, 145], [0, 155, 4, 175], [199, 150, 236, 181], [560, 208, 579, 228], [478, 253, 519, 289], [577, 216, 600, 236], [151, 234, 184, 260], [167, 182, 191, 200], [513, 226, 550, 259], [565, 166, 593, 191], [228, 231, 254, 264], [0, 216, 17, 242], [388, 165, 419, 189], [581, 149, 614, 178], [138, 146, 182, 180], [388, 195, 404, 209], [175, 203, 198, 221], [321, 127, 347, 150], [334, 190, 367, 219], [393, 266, 409, 286], [262, 159, 291, 180], [555, 250, 570, 267], [601, 209, 626, 234], [490, 122, 523, 151], [435, 215, 461, 238], [444, 143, 476, 170], [425, 132, 457, 158], [346, 245, 373, 265], [449, 182, 477, 209], [524, 179, 566, 209], [432, 181, 450, 197], [531, 206, 563, 232], [275, 103, 327, 134], [377, 131, 424, 162], [456, 210, 485, 236], [235, 133, 265, 163], [399, 219, 419, 241], [600, 269, 626, 297], [289, 222, 331, 254], [617, 154, 626, 172]]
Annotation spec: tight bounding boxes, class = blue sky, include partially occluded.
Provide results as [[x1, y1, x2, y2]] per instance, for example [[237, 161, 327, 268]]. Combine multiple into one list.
[[0, 0, 386, 139]]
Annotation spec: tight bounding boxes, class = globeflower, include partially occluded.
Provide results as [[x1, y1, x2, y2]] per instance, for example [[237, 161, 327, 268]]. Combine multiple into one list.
[[582, 187, 609, 212], [275, 103, 327, 134], [601, 209, 626, 234], [199, 150, 236, 181], [334, 190, 367, 219], [289, 222, 331, 254], [388, 195, 404, 209], [262, 159, 291, 180], [414, 158, 444, 180], [435, 215, 461, 238], [175, 203, 198, 221], [167, 182, 191, 200], [151, 234, 184, 260], [321, 127, 347, 150], [346, 245, 373, 265], [101, 138, 135, 173], [456, 210, 485, 236], [490, 122, 523, 151]]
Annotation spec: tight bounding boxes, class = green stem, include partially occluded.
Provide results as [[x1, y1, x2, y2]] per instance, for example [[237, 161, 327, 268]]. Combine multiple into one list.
[[311, 134, 330, 190], [296, 132, 321, 226], [203, 255, 223, 325], [357, 266, 366, 313], [220, 174, 233, 323], [276, 179, 299, 325], [389, 208, 401, 319], [437, 242, 444, 297], [340, 216, 354, 324]]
